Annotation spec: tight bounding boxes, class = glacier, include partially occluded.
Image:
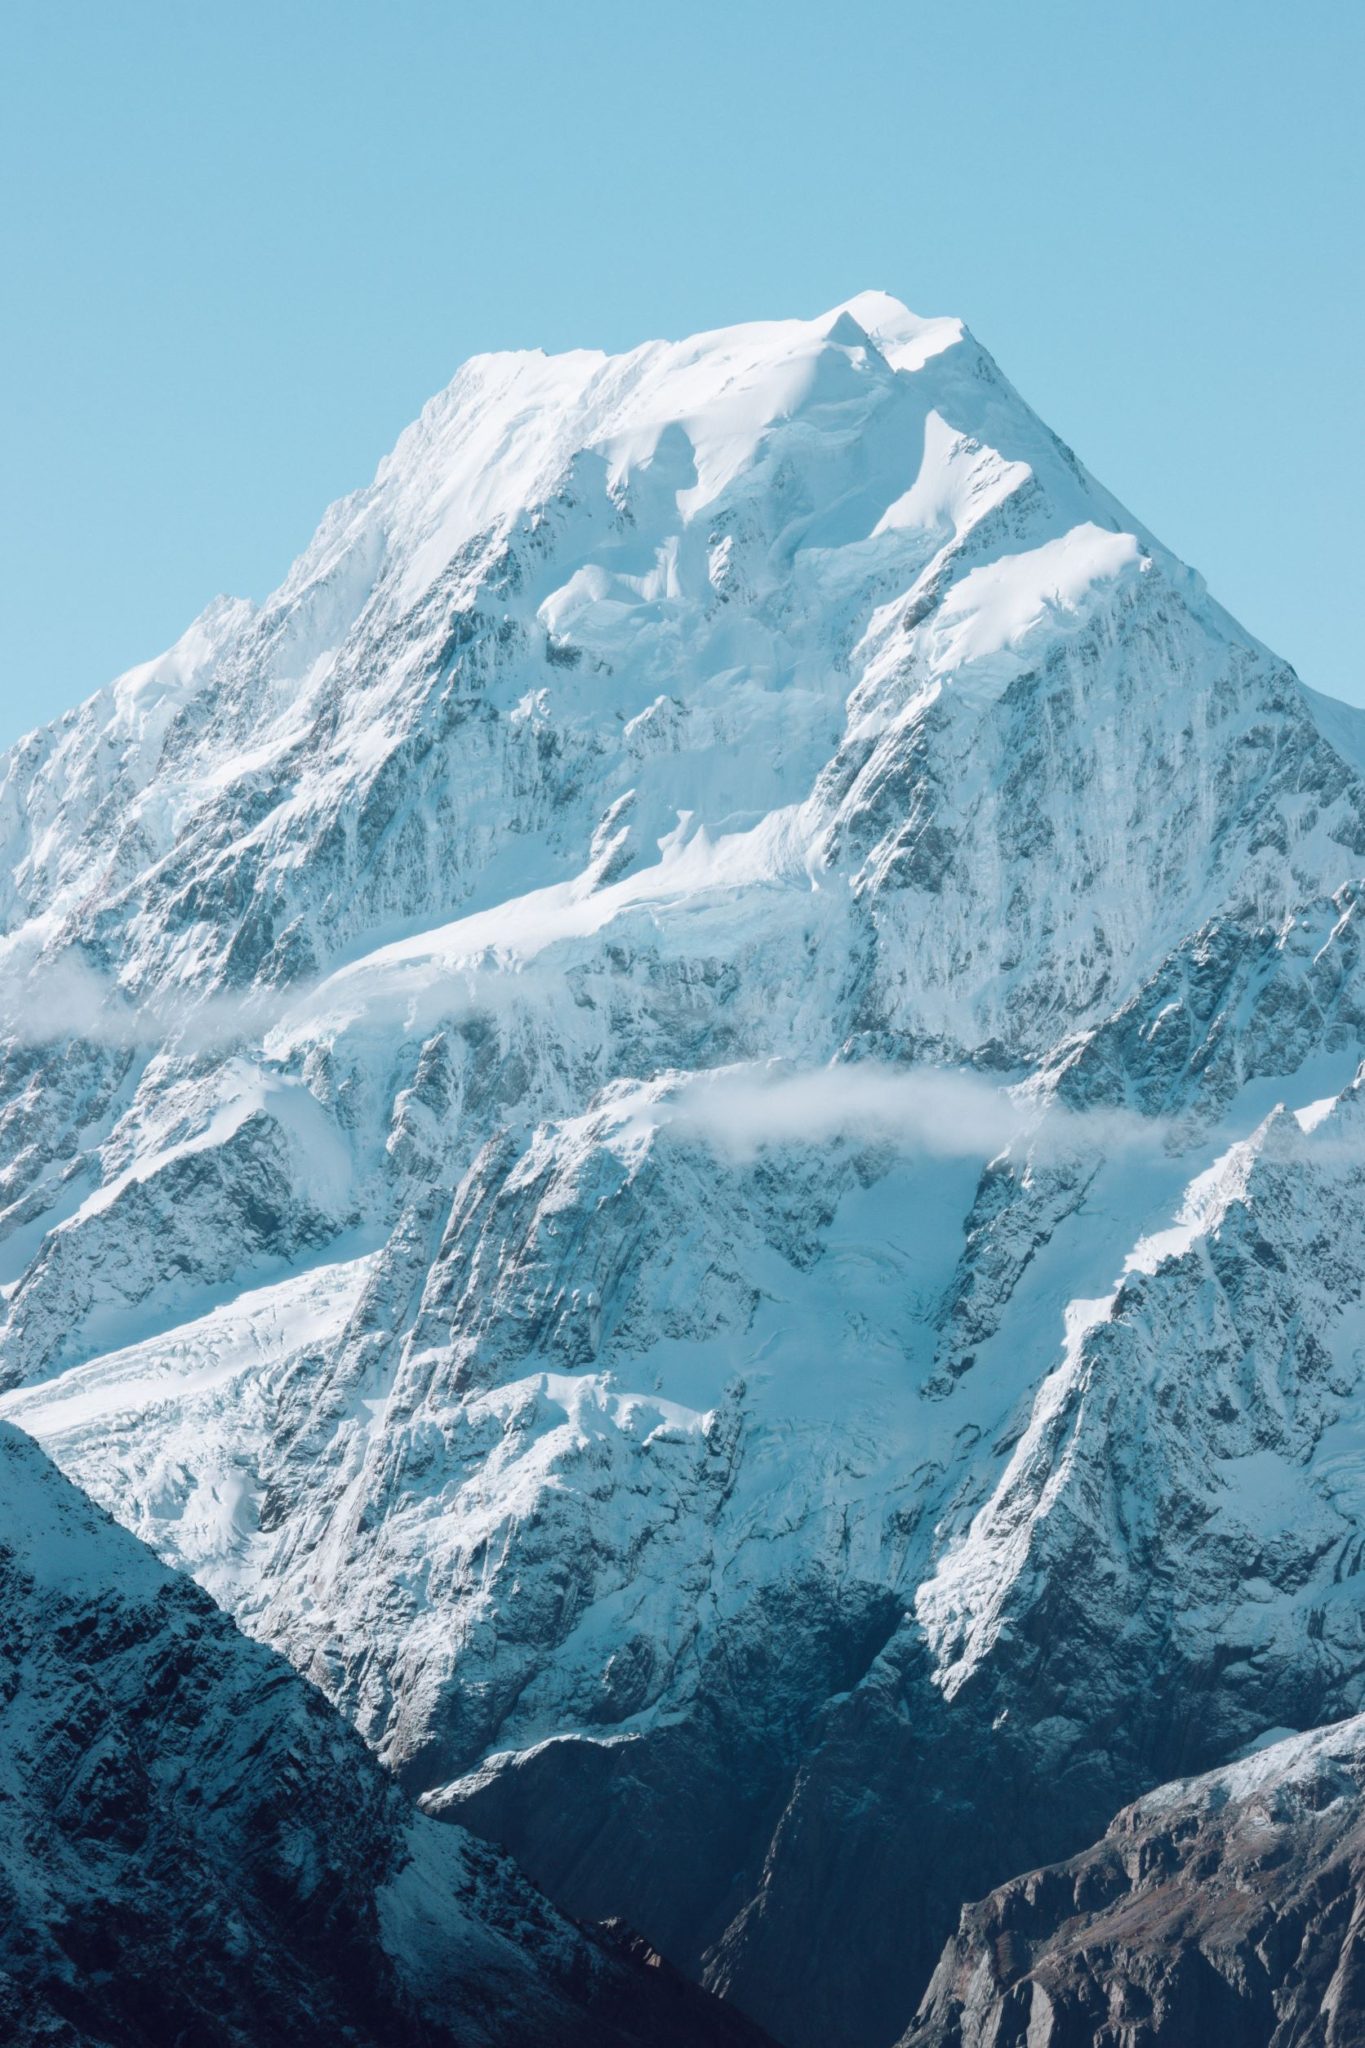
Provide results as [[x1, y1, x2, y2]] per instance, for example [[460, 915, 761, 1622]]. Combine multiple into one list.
[[3, 287, 1365, 2046]]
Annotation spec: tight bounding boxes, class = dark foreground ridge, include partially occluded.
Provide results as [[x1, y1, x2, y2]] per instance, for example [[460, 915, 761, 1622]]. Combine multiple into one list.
[[0, 1421, 775, 2048], [905, 1715, 1365, 2047]]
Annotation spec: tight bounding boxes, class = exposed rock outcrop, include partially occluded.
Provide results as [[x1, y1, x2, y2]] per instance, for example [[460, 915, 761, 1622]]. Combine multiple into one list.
[[907, 1716, 1365, 2047]]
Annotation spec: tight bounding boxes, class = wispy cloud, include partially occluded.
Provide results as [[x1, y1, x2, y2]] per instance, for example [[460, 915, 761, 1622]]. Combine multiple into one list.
[[641, 1062, 1171, 1163], [0, 952, 279, 1056], [0, 947, 559, 1057], [1, 952, 1175, 1165], [6, 953, 1314, 1177]]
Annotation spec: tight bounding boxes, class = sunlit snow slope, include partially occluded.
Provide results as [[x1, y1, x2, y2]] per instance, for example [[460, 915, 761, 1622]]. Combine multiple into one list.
[[3, 290, 1365, 2048]]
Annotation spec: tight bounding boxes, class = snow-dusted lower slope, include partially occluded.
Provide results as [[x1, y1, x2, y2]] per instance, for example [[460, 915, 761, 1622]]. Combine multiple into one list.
[[907, 1714, 1365, 2046], [0, 1421, 774, 2047], [3, 290, 1365, 2047]]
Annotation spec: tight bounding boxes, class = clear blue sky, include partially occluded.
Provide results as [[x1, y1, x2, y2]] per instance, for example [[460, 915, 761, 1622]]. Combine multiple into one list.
[[2, 0, 1361, 745]]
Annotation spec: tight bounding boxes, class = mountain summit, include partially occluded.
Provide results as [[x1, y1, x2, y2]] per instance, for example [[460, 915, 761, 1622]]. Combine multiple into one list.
[[3, 294, 1365, 2046]]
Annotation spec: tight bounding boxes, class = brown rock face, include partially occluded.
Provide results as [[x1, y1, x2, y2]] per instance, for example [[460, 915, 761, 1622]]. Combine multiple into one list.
[[904, 1716, 1365, 2048]]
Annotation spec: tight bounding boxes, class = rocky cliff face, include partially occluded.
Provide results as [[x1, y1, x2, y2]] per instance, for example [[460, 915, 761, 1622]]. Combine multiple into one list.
[[2, 289, 1365, 2047], [0, 1419, 772, 2047], [906, 1715, 1365, 2047]]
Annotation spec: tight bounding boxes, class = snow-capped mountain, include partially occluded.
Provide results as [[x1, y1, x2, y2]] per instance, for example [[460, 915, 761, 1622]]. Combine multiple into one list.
[[3, 288, 1365, 2046], [0, 1419, 772, 2047]]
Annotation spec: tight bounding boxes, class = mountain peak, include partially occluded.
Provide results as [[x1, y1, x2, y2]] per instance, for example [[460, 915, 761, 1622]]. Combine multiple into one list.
[[820, 307, 876, 348], [825, 287, 965, 368]]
